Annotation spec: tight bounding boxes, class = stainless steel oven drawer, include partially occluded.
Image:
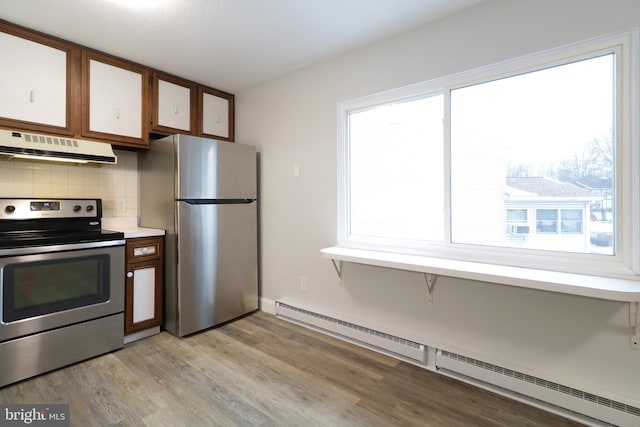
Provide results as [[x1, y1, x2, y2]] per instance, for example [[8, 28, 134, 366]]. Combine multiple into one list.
[[0, 244, 124, 342], [0, 312, 123, 387]]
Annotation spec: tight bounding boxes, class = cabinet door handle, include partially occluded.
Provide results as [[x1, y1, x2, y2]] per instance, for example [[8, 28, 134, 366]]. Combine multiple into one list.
[[174, 104, 179, 114], [115, 108, 120, 120], [127, 272, 133, 278], [133, 246, 156, 256], [29, 90, 34, 103]]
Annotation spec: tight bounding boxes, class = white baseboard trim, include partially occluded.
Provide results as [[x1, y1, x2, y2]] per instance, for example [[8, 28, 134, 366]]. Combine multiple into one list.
[[259, 297, 276, 314]]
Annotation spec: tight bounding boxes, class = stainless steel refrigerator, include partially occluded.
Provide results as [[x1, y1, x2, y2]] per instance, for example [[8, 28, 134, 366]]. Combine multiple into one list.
[[138, 134, 258, 336]]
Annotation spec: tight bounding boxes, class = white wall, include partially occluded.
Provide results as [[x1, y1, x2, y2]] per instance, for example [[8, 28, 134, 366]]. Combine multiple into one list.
[[236, 0, 640, 405]]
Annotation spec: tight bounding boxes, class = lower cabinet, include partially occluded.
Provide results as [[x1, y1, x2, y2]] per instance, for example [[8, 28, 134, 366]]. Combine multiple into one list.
[[124, 236, 163, 342]]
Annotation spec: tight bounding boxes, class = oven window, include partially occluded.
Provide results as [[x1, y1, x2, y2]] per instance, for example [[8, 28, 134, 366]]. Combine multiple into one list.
[[3, 255, 110, 322]]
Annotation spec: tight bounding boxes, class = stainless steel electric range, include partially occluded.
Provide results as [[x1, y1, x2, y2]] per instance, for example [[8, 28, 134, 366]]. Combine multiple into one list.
[[0, 198, 125, 387]]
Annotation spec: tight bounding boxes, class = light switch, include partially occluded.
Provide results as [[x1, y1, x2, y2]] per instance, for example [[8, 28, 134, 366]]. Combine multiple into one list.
[[293, 163, 300, 178]]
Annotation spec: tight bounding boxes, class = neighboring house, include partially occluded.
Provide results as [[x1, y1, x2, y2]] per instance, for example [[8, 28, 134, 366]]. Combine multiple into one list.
[[504, 177, 600, 253]]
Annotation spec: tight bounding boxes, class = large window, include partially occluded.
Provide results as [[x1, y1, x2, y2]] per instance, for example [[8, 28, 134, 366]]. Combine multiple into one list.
[[338, 31, 639, 277], [348, 95, 444, 242], [450, 54, 612, 252]]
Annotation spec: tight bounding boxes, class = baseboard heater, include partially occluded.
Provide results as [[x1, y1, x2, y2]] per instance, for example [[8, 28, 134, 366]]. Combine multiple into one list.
[[436, 350, 640, 427], [274, 301, 640, 427], [274, 301, 426, 365]]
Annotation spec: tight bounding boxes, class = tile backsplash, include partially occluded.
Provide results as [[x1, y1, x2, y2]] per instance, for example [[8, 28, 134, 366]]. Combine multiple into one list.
[[0, 149, 139, 218]]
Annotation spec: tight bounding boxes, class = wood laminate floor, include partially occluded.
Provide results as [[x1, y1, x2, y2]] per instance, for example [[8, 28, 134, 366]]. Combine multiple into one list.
[[0, 311, 584, 426]]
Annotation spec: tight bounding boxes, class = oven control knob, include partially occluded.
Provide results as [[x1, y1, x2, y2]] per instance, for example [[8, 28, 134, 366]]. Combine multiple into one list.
[[4, 205, 15, 214], [73, 205, 82, 213], [86, 205, 94, 212]]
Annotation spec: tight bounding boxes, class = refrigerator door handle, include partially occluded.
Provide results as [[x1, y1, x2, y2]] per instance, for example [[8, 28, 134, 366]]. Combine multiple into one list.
[[177, 199, 256, 205]]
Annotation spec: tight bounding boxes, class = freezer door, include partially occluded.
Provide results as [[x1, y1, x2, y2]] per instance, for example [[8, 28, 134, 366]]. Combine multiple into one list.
[[175, 135, 257, 200], [176, 201, 258, 336]]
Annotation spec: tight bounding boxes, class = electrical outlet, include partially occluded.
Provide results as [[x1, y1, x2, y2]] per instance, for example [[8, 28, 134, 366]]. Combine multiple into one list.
[[299, 276, 308, 291], [116, 199, 127, 212]]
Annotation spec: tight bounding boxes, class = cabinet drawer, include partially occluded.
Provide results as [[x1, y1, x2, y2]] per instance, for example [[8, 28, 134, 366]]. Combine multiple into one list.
[[126, 237, 162, 262]]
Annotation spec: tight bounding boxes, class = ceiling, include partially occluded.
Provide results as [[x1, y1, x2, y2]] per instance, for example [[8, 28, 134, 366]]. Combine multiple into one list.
[[0, 0, 484, 93]]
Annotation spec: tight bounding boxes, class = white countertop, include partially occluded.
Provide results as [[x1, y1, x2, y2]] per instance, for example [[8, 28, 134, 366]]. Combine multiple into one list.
[[102, 217, 165, 239], [116, 227, 165, 239]]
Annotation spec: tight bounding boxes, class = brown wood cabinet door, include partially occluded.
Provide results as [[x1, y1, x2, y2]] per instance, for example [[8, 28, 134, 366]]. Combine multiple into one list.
[[151, 72, 197, 135], [198, 85, 235, 142], [0, 21, 79, 136], [82, 50, 150, 149], [124, 259, 163, 335], [124, 237, 163, 336]]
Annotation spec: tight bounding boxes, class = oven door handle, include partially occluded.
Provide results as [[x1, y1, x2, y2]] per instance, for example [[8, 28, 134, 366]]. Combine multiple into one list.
[[0, 239, 126, 257]]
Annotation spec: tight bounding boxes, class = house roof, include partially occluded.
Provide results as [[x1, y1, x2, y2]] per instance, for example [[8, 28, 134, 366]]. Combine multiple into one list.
[[506, 177, 594, 198]]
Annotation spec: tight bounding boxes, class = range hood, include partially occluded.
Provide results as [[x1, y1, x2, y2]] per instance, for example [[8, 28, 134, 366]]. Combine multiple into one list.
[[0, 129, 117, 165]]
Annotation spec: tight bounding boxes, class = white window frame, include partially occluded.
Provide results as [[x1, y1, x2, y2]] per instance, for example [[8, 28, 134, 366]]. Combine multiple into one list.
[[337, 29, 640, 280]]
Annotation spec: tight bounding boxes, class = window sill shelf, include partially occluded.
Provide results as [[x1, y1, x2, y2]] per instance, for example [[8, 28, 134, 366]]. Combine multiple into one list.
[[321, 246, 640, 348], [320, 246, 640, 302]]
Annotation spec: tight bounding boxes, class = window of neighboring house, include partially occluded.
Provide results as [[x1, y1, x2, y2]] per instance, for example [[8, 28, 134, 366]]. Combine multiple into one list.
[[338, 30, 638, 278], [536, 209, 558, 233], [535, 209, 584, 234], [506, 209, 528, 222], [561, 209, 583, 233]]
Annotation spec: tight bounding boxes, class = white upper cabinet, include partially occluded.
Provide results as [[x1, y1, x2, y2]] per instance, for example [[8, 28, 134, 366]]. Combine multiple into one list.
[[199, 86, 234, 141], [152, 73, 195, 134], [0, 25, 74, 134], [82, 51, 149, 148], [88, 59, 141, 137], [0, 21, 235, 148]]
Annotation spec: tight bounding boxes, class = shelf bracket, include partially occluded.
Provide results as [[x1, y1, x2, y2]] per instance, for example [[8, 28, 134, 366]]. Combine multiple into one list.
[[631, 302, 640, 349], [331, 259, 343, 287], [424, 273, 437, 304]]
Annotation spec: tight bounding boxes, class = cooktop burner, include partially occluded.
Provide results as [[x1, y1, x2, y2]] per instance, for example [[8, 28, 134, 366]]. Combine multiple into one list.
[[0, 198, 124, 250]]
